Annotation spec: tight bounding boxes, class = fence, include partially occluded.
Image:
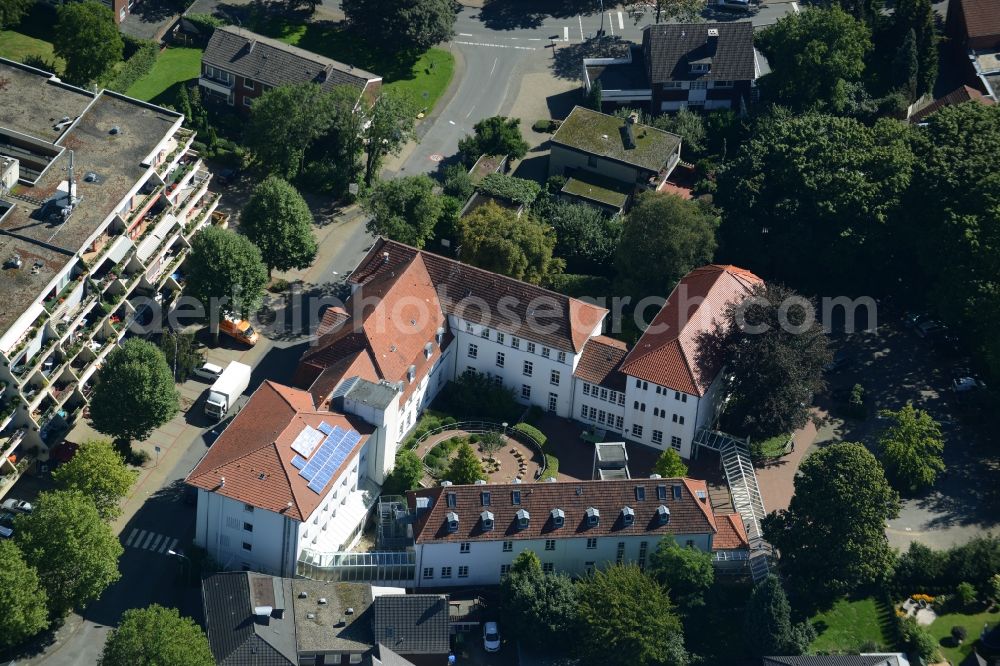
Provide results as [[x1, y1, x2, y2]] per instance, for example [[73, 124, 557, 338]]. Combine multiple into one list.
[[415, 420, 547, 480]]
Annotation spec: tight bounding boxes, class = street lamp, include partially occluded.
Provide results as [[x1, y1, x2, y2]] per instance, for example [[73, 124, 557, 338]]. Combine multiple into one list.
[[167, 549, 192, 583]]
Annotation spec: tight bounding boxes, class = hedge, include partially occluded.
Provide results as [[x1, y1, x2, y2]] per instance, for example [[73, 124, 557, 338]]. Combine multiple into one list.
[[476, 173, 541, 206], [104, 40, 159, 93], [543, 454, 559, 479], [184, 13, 225, 34], [513, 422, 546, 448]]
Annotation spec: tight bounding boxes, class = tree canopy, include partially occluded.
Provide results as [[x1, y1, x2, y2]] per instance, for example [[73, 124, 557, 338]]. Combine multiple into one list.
[[52, 439, 137, 521], [648, 536, 714, 610], [382, 449, 425, 495], [53, 1, 123, 86], [343, 0, 456, 53], [459, 201, 561, 285], [877, 403, 945, 494], [744, 575, 815, 657], [762, 443, 900, 600], [622, 0, 702, 24], [246, 83, 336, 180], [0, 540, 49, 649], [98, 604, 214, 666], [158, 331, 203, 383], [186, 226, 269, 327], [241, 176, 318, 275], [0, 0, 32, 29], [892, 0, 937, 96], [653, 449, 688, 478], [458, 116, 529, 164], [651, 108, 706, 158], [756, 7, 871, 111], [500, 550, 578, 648], [535, 198, 621, 276], [15, 490, 123, 617], [363, 175, 443, 248], [708, 283, 831, 440], [363, 92, 417, 185], [575, 565, 688, 666], [89, 339, 179, 446], [444, 441, 486, 485], [615, 192, 716, 303]]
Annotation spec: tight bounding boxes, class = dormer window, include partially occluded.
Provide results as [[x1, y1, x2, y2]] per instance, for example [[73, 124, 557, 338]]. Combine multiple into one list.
[[424, 342, 433, 359], [672, 485, 682, 500], [446, 511, 459, 532], [690, 62, 710, 74], [516, 508, 530, 529], [621, 506, 635, 526], [657, 505, 670, 525], [407, 365, 416, 383], [481, 510, 494, 531], [511, 490, 521, 506], [446, 492, 457, 508], [481, 491, 491, 507], [551, 508, 565, 528], [585, 507, 600, 527]]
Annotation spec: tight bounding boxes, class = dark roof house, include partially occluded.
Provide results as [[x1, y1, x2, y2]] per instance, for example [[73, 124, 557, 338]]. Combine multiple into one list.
[[643, 22, 757, 83], [372, 595, 451, 663], [202, 572, 298, 666], [762, 656, 909, 666]]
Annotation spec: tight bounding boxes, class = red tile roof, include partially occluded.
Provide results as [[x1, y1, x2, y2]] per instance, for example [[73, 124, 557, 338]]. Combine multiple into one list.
[[909, 86, 994, 123], [712, 513, 750, 550], [407, 477, 724, 544], [186, 381, 372, 521], [619, 264, 762, 396], [574, 335, 629, 391], [349, 238, 608, 353], [956, 0, 1000, 39]]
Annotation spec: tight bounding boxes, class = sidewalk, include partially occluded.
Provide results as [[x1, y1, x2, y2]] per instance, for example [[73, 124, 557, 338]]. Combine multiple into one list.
[[753, 411, 823, 513]]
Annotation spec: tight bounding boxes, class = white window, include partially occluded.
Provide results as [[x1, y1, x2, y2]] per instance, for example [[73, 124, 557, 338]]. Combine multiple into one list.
[[496, 352, 505, 368], [599, 388, 608, 401], [615, 415, 624, 429], [243, 522, 253, 532], [244, 77, 255, 90], [581, 404, 589, 419], [557, 351, 567, 363], [458, 565, 469, 578], [460, 542, 470, 553], [548, 393, 558, 412], [713, 80, 733, 88], [522, 385, 531, 399], [545, 539, 556, 551], [542, 347, 550, 358], [550, 370, 560, 386], [350, 655, 363, 665], [632, 424, 643, 438], [511, 336, 520, 349], [465, 323, 474, 333], [586, 537, 597, 549], [543, 563, 554, 573], [497, 332, 505, 344], [618, 393, 625, 406], [527, 342, 536, 354], [242, 542, 252, 551], [468, 343, 478, 359], [652, 430, 663, 444], [503, 541, 513, 552], [441, 567, 452, 578], [583, 383, 591, 396], [243, 504, 254, 513], [589, 407, 597, 420], [523, 361, 533, 377], [670, 436, 682, 451], [481, 327, 490, 339], [597, 410, 606, 424], [423, 567, 434, 579], [242, 96, 253, 108], [501, 564, 511, 576]]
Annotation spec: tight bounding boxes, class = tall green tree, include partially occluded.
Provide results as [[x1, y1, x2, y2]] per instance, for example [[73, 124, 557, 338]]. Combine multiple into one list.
[[716, 111, 914, 292], [500, 550, 578, 649], [0, 540, 49, 649], [382, 449, 424, 495], [363, 91, 417, 185], [186, 227, 269, 338], [576, 565, 688, 666], [762, 443, 900, 600], [653, 449, 688, 478], [51, 439, 137, 521], [305, 86, 367, 195], [98, 604, 214, 666], [756, 7, 871, 111], [710, 283, 831, 440], [342, 0, 456, 53], [623, 0, 702, 23], [877, 403, 945, 494], [363, 175, 443, 248], [15, 490, 123, 617], [651, 109, 706, 158], [648, 536, 714, 609], [535, 198, 621, 276], [158, 330, 204, 383], [241, 176, 318, 276], [892, 29, 920, 99], [53, 1, 123, 86], [744, 575, 815, 656], [90, 339, 179, 448], [444, 441, 486, 485], [893, 0, 937, 96], [458, 116, 529, 165], [246, 83, 336, 180], [459, 201, 561, 285], [0, 0, 32, 29], [615, 191, 716, 303]]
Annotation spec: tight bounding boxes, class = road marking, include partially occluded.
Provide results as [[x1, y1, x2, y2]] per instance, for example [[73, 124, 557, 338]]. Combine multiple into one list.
[[448, 120, 456, 125], [148, 534, 164, 551], [125, 528, 141, 547], [454, 40, 537, 51], [791, 1, 799, 11], [618, 11, 624, 30], [465, 105, 476, 119], [527, 37, 542, 41], [563, 26, 569, 41], [489, 56, 498, 77], [608, 12, 614, 35], [578, 15, 584, 41], [140, 531, 156, 549], [161, 537, 178, 554], [458, 32, 474, 36]]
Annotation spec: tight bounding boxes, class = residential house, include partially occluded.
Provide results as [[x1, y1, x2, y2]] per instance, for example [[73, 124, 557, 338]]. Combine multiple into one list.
[[947, 0, 1000, 100], [583, 22, 764, 113], [761, 656, 911, 666], [200, 26, 382, 112], [407, 477, 749, 587], [548, 105, 682, 213], [201, 571, 451, 665], [907, 85, 994, 123], [0, 59, 217, 499], [187, 381, 377, 576]]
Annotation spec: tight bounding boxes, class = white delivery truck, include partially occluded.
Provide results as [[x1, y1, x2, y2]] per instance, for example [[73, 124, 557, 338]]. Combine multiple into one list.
[[205, 361, 252, 420]]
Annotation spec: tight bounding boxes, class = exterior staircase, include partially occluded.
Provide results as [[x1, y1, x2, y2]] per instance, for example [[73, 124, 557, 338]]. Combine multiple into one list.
[[695, 428, 773, 583]]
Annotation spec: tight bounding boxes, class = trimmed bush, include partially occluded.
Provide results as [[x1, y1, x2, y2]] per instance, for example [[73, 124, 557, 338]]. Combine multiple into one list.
[[513, 422, 547, 448], [103, 39, 159, 93], [543, 454, 559, 479], [531, 119, 559, 133], [476, 173, 541, 206], [951, 625, 967, 643]]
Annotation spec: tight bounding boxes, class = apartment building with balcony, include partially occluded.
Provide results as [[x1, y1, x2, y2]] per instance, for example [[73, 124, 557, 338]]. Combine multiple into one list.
[[0, 59, 218, 498], [200, 26, 383, 113]]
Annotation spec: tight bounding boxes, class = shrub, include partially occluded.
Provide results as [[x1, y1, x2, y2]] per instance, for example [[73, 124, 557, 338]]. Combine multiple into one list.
[[951, 625, 967, 643], [956, 581, 977, 607], [532, 119, 559, 133], [848, 383, 866, 419], [543, 454, 559, 479], [898, 616, 938, 662], [893, 542, 949, 595], [21, 54, 57, 73], [434, 371, 520, 421], [103, 39, 158, 93], [546, 273, 613, 300], [476, 173, 541, 206], [269, 279, 290, 293], [441, 416, 457, 427], [130, 449, 152, 466], [513, 422, 547, 448]]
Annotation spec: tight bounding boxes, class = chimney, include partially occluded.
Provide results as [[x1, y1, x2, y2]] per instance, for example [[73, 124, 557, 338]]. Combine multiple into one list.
[[382, 251, 390, 264], [623, 115, 636, 150], [707, 27, 719, 43]]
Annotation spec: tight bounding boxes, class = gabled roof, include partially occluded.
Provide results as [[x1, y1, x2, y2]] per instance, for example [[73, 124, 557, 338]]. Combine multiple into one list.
[[620, 264, 762, 396], [574, 335, 628, 391], [203, 26, 380, 93], [347, 238, 608, 353], [762, 657, 907, 666], [643, 22, 756, 83], [909, 85, 994, 122], [955, 0, 1000, 40], [185, 381, 372, 521], [712, 513, 750, 550], [407, 478, 720, 544], [372, 595, 451, 655], [202, 572, 297, 666]]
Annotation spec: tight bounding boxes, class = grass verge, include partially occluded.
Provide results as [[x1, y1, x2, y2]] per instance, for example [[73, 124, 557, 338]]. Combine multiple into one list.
[[926, 606, 1000, 664], [126, 47, 202, 104], [0, 30, 62, 72], [810, 597, 897, 653]]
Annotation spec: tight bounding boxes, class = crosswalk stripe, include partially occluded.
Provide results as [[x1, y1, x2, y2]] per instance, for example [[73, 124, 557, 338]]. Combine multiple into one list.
[[161, 538, 178, 554], [140, 531, 156, 549], [148, 534, 164, 551], [124, 528, 139, 547], [133, 530, 149, 548]]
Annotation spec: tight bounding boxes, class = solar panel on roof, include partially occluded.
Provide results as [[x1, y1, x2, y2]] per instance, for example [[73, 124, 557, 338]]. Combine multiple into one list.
[[298, 425, 363, 494], [290, 425, 324, 458], [291, 455, 307, 469], [317, 421, 333, 435]]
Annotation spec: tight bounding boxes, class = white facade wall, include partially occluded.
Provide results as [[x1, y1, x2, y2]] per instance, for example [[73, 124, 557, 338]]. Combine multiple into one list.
[[622, 378, 700, 458], [414, 531, 711, 588], [573, 380, 627, 433], [297, 449, 367, 553]]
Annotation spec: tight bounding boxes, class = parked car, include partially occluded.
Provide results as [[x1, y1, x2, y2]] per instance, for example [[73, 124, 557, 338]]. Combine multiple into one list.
[[1, 498, 33, 513], [483, 622, 501, 653], [903, 311, 929, 328], [915, 320, 945, 338], [193, 362, 224, 382], [824, 348, 854, 373], [953, 376, 986, 393], [0, 511, 16, 533]]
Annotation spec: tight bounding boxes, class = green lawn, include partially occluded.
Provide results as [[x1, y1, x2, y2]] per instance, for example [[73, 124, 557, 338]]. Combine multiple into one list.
[[0, 29, 62, 73], [810, 597, 897, 654], [754, 433, 791, 459], [250, 15, 454, 112], [926, 606, 1000, 664], [126, 47, 203, 105]]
